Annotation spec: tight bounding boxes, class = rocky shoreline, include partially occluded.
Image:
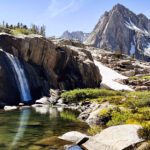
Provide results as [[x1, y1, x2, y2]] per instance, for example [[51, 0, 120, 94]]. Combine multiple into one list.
[[1, 88, 150, 150]]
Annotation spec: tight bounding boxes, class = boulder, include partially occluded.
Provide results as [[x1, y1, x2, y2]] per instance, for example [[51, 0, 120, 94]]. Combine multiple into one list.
[[86, 102, 112, 125], [135, 86, 149, 91], [49, 89, 61, 104], [35, 97, 49, 104], [83, 124, 144, 150], [122, 70, 135, 77], [117, 60, 131, 66], [4, 106, 18, 111], [59, 131, 89, 144], [137, 142, 150, 150]]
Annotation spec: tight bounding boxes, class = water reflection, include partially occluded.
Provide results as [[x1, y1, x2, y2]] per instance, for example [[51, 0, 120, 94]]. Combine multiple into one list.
[[34, 105, 50, 114], [32, 105, 64, 117], [10, 108, 31, 149], [0, 107, 89, 150]]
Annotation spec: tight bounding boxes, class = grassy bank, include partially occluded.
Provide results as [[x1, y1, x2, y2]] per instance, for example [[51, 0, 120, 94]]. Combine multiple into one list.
[[61, 89, 150, 140]]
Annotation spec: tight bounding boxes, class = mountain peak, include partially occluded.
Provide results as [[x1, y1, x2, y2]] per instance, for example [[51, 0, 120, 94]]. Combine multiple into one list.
[[85, 4, 150, 61], [113, 3, 128, 10], [114, 3, 125, 8], [61, 31, 89, 43]]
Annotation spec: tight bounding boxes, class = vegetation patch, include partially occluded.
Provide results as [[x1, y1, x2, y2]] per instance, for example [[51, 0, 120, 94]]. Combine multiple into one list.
[[87, 125, 102, 135], [129, 76, 150, 81], [61, 89, 150, 138], [138, 122, 150, 140], [60, 110, 79, 122], [61, 89, 123, 103]]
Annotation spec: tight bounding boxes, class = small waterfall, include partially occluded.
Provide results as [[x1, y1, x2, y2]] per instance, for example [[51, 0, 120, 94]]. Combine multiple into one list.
[[6, 53, 32, 102]]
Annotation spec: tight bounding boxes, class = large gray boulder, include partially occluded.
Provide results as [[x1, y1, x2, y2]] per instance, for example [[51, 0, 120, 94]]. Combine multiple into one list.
[[83, 124, 144, 150]]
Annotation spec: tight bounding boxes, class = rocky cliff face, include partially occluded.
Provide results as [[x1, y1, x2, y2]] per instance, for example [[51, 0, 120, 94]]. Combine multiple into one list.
[[61, 30, 89, 43], [84, 4, 150, 61], [0, 33, 101, 105]]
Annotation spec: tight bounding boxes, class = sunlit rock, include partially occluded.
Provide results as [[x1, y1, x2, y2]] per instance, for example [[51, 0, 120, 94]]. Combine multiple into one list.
[[83, 124, 144, 150], [4, 106, 18, 111]]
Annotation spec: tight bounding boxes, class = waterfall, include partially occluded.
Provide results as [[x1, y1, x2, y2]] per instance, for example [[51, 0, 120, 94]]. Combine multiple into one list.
[[6, 53, 32, 102]]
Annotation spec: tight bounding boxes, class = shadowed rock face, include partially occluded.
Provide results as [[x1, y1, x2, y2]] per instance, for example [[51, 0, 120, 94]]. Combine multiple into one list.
[[84, 4, 150, 61], [0, 33, 101, 105]]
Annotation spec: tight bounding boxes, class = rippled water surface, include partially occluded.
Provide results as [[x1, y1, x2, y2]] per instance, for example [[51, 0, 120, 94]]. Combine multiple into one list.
[[0, 106, 89, 150]]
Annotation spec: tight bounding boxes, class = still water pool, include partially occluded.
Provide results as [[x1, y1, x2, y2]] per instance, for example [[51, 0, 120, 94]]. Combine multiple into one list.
[[0, 106, 89, 150]]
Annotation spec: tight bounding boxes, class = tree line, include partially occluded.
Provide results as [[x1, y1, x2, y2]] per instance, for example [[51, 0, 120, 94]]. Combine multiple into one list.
[[0, 21, 46, 36]]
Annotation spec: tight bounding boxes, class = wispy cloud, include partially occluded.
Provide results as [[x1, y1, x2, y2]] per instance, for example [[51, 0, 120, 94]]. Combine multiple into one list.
[[47, 0, 84, 18]]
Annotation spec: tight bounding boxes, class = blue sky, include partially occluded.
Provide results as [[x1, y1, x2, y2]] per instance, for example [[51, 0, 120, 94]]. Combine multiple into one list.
[[0, 0, 150, 37]]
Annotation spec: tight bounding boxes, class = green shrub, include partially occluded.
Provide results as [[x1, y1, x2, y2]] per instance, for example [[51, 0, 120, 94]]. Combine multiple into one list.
[[11, 28, 33, 35], [61, 89, 123, 103], [137, 107, 150, 121], [125, 92, 150, 108], [138, 122, 150, 140], [107, 109, 133, 126], [87, 125, 102, 135], [129, 76, 150, 81]]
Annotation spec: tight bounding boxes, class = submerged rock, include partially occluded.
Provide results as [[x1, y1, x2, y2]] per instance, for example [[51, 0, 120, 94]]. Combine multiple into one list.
[[83, 124, 144, 150], [35, 136, 71, 147], [65, 145, 83, 150]]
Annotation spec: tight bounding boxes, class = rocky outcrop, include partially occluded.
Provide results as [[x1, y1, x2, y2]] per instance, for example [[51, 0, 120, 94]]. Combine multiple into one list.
[[0, 33, 101, 105], [85, 4, 150, 61], [83, 125, 144, 150], [60, 125, 144, 150], [90, 49, 150, 91], [61, 30, 89, 43]]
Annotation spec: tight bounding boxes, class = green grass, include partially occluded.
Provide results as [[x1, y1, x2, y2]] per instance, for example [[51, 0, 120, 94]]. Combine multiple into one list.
[[60, 110, 79, 122], [107, 109, 133, 126], [124, 91, 150, 108], [61, 89, 150, 139], [129, 75, 150, 80], [87, 125, 102, 135], [61, 89, 123, 103], [11, 28, 34, 35]]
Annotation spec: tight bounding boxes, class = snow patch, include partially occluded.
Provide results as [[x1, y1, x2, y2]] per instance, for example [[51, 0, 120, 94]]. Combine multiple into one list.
[[125, 18, 150, 36], [94, 60, 133, 91], [130, 36, 136, 55], [130, 43, 135, 55]]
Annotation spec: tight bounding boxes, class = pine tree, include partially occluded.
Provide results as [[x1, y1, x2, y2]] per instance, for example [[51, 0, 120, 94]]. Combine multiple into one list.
[[40, 25, 46, 36], [10, 24, 13, 29], [6, 23, 9, 28], [17, 22, 20, 28], [2, 21, 5, 28]]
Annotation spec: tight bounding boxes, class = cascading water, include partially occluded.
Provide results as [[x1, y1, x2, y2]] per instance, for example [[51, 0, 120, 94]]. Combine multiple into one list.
[[6, 52, 32, 102]]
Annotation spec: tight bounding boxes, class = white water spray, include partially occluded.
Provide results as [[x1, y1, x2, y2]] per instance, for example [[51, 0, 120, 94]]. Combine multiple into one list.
[[6, 53, 32, 102]]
